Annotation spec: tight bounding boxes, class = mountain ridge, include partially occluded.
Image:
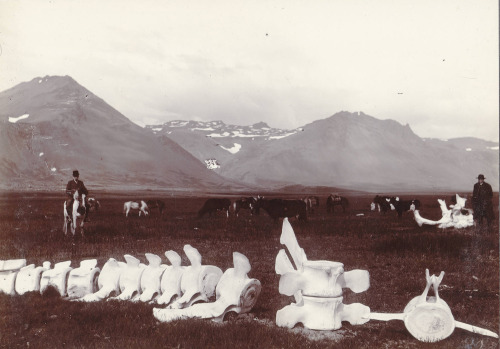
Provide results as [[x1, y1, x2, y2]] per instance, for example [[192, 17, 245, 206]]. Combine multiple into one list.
[[1, 75, 497, 193]]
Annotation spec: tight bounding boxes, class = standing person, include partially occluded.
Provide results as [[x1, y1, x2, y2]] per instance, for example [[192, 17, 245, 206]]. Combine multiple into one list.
[[66, 170, 90, 222], [472, 174, 494, 227]]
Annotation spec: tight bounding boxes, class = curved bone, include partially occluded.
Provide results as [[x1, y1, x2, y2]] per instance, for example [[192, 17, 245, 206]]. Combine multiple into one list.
[[365, 269, 499, 342], [153, 252, 261, 323], [0, 259, 27, 295], [109, 255, 146, 301], [40, 261, 73, 296], [168, 245, 223, 309], [66, 259, 100, 299], [79, 258, 126, 302], [15, 263, 49, 295], [137, 253, 167, 302], [156, 251, 185, 305], [414, 195, 473, 229]]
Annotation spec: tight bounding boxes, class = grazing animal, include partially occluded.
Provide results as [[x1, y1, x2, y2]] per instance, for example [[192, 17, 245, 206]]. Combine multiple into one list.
[[124, 201, 149, 217], [146, 199, 165, 215], [253, 197, 307, 221], [63, 189, 87, 236], [326, 194, 349, 213], [87, 197, 100, 212], [390, 197, 421, 218], [371, 195, 393, 213], [198, 198, 231, 218], [232, 197, 258, 216]]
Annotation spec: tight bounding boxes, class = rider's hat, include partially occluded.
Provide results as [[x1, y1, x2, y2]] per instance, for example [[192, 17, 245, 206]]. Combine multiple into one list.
[[477, 174, 485, 180], [72, 170, 80, 177]]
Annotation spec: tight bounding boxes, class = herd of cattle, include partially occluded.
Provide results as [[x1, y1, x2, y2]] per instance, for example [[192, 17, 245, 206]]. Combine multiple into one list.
[[113, 194, 422, 221]]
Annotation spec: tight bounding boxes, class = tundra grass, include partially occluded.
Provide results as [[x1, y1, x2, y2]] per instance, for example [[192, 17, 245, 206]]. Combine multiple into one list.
[[0, 192, 498, 348]]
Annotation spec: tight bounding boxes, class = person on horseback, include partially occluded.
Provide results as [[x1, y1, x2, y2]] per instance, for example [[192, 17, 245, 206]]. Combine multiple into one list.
[[66, 170, 90, 222]]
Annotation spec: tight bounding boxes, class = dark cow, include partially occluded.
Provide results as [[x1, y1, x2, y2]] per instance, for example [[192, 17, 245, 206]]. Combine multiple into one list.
[[232, 197, 258, 216], [371, 195, 393, 213], [253, 197, 307, 221], [390, 197, 421, 218], [198, 198, 231, 218], [326, 194, 349, 213], [146, 199, 165, 215]]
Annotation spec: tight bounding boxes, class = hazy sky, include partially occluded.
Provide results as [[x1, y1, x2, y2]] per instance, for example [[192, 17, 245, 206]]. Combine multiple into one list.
[[1, 0, 498, 141]]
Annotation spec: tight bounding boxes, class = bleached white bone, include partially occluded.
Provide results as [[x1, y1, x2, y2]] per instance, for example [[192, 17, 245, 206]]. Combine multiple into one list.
[[414, 196, 473, 229], [79, 258, 126, 302], [168, 245, 223, 309], [0, 259, 27, 295], [156, 250, 186, 305], [136, 253, 167, 302], [15, 262, 49, 295], [40, 261, 73, 296], [365, 269, 499, 342], [276, 219, 370, 296], [278, 260, 345, 297], [153, 252, 261, 323], [276, 295, 370, 330], [66, 259, 100, 299], [109, 255, 146, 301], [280, 218, 307, 270]]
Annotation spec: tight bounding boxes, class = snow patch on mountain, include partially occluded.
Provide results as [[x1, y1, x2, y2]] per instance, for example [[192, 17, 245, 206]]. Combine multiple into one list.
[[220, 143, 241, 154], [9, 114, 30, 123], [147, 120, 302, 139]]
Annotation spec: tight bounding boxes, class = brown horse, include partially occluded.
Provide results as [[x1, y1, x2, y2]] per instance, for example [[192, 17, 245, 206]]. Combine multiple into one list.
[[326, 194, 349, 213]]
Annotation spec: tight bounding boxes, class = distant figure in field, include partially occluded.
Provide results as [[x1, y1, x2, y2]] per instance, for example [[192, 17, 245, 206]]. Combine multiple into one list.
[[472, 174, 494, 227], [66, 170, 90, 222]]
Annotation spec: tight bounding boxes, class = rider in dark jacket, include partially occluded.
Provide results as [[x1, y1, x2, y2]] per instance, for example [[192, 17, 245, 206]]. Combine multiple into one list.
[[66, 170, 90, 222]]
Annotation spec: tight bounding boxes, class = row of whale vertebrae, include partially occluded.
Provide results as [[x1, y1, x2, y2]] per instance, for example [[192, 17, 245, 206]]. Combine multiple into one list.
[[0, 245, 261, 323], [275, 218, 371, 331], [413, 194, 474, 229]]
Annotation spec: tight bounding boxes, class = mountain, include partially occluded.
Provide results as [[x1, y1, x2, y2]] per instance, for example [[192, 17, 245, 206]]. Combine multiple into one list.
[[0, 76, 237, 191], [146, 112, 499, 192]]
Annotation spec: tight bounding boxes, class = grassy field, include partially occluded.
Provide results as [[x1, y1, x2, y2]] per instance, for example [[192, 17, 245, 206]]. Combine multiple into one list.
[[0, 191, 498, 348]]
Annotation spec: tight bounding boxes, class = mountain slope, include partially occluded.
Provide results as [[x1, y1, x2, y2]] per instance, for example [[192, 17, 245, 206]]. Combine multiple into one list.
[[147, 112, 499, 192], [0, 76, 235, 191]]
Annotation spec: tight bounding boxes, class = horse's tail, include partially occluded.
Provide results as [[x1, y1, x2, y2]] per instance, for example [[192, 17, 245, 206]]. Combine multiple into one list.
[[123, 202, 127, 212]]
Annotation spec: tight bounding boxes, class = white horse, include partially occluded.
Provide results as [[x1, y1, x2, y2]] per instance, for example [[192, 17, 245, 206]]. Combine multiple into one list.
[[63, 190, 87, 236], [124, 201, 149, 217]]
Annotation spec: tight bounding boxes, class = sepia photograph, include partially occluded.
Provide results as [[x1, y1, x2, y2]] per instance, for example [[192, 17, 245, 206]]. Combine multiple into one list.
[[0, 0, 498, 347]]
